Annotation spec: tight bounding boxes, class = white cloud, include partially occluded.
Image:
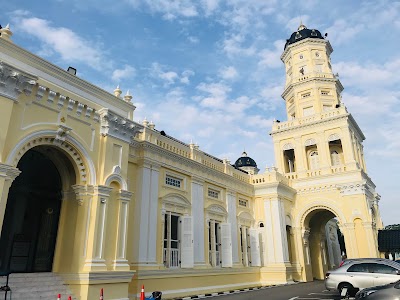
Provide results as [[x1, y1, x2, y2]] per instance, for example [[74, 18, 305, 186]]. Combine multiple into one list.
[[11, 13, 106, 70], [150, 62, 179, 85], [324, 19, 364, 46], [112, 65, 136, 82], [219, 66, 238, 80], [125, 0, 198, 19], [187, 36, 199, 43], [258, 40, 285, 69], [201, 0, 220, 15], [181, 70, 195, 84], [221, 33, 256, 56]]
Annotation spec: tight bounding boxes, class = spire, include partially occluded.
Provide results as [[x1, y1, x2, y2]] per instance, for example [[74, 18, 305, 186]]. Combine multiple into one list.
[[298, 20, 307, 31]]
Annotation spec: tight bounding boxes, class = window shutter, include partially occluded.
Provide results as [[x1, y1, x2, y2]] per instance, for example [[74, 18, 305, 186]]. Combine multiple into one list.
[[249, 229, 261, 266], [180, 216, 194, 268], [220, 223, 233, 267]]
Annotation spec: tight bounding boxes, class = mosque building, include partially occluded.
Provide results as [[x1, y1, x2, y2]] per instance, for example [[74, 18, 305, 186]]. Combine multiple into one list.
[[0, 23, 383, 299]]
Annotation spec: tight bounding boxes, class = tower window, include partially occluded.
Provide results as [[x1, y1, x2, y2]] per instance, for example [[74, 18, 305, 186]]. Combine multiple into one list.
[[303, 106, 314, 116], [308, 150, 319, 170], [295, 32, 302, 39], [283, 149, 296, 173], [311, 30, 317, 36], [301, 92, 311, 98]]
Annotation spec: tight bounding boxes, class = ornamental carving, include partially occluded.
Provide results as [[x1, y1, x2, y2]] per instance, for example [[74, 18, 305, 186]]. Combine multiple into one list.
[[283, 143, 294, 150], [99, 108, 144, 143], [304, 138, 317, 146], [0, 61, 37, 100]]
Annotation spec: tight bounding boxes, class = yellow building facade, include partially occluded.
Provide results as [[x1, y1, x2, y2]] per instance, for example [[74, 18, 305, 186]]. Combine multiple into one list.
[[0, 24, 383, 299]]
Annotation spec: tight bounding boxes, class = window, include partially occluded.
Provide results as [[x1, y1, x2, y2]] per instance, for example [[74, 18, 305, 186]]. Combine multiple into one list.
[[239, 199, 248, 207], [208, 221, 221, 267], [283, 149, 296, 173], [348, 263, 369, 273], [165, 175, 182, 188], [371, 263, 398, 275], [303, 106, 314, 116], [208, 189, 219, 199], [163, 213, 180, 268], [321, 90, 330, 95], [302, 92, 311, 98]]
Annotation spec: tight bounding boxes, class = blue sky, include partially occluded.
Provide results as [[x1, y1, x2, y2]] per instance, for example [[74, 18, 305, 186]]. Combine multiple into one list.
[[1, 0, 399, 225]]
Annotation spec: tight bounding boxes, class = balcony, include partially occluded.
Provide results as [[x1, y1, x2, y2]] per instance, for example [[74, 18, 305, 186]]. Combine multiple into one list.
[[271, 106, 348, 132]]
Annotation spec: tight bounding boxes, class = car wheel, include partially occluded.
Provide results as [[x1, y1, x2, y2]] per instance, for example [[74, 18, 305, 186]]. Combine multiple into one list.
[[338, 283, 354, 297]]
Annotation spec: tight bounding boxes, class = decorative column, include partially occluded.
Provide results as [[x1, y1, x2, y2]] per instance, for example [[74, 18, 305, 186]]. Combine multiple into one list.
[[294, 137, 306, 174], [84, 185, 112, 270], [191, 177, 205, 266], [340, 127, 357, 168], [0, 163, 21, 234], [132, 160, 160, 266], [226, 190, 239, 264], [302, 229, 311, 266], [113, 189, 133, 270]]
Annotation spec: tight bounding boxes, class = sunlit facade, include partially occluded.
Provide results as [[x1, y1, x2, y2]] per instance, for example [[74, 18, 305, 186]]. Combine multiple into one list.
[[0, 24, 383, 299]]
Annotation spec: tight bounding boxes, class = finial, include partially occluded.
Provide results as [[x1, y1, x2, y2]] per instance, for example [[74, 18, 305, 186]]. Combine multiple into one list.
[[298, 19, 307, 31], [142, 117, 149, 127], [148, 121, 155, 130], [0, 23, 13, 42], [124, 90, 133, 102], [114, 85, 122, 97]]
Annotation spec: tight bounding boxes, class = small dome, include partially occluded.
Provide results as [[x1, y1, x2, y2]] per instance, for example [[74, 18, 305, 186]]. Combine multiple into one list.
[[284, 24, 324, 49], [234, 151, 257, 168]]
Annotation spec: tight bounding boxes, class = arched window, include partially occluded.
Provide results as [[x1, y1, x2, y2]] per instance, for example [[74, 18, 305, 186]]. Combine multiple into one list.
[[331, 150, 341, 166], [309, 151, 319, 170]]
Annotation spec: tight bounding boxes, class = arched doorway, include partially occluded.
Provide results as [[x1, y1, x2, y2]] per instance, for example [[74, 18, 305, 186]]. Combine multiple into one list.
[[0, 146, 72, 272], [305, 209, 346, 280]]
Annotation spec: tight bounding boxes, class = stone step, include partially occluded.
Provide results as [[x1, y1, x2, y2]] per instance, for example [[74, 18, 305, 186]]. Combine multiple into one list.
[[2, 272, 76, 300]]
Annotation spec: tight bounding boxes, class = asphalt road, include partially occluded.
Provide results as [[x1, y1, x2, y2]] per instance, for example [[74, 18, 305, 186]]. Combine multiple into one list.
[[209, 281, 349, 300]]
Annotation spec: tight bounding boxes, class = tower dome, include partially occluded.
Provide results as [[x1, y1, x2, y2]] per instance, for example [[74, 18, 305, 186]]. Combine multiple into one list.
[[284, 23, 324, 49], [234, 151, 259, 175]]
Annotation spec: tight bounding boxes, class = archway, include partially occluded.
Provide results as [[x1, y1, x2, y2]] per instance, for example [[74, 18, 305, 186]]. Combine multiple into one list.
[[304, 208, 346, 280], [0, 146, 75, 272]]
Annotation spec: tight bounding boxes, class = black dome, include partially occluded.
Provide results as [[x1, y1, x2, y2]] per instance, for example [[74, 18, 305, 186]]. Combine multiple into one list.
[[284, 24, 324, 49], [234, 152, 257, 168]]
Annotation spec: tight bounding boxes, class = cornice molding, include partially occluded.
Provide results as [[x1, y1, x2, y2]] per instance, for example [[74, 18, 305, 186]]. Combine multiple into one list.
[[130, 141, 253, 193], [99, 108, 144, 144], [0, 61, 37, 101], [270, 113, 349, 136], [0, 39, 135, 115]]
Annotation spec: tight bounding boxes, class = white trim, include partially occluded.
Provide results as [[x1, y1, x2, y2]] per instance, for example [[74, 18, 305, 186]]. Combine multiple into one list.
[[6, 130, 96, 185]]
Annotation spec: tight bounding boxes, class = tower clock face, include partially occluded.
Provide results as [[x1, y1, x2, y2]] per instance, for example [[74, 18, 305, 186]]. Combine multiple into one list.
[[315, 52, 320, 57]]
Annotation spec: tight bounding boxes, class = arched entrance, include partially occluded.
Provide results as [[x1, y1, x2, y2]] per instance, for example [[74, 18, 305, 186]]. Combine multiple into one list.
[[0, 146, 74, 272], [304, 209, 346, 280]]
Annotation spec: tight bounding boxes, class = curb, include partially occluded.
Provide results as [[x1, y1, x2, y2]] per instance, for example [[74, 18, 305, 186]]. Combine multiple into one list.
[[173, 282, 299, 300]]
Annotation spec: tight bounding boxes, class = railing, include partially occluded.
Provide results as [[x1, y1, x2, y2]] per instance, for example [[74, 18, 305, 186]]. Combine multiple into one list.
[[271, 106, 348, 132], [163, 248, 180, 268]]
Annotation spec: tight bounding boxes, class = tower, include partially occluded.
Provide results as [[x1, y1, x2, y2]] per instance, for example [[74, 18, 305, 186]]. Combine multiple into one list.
[[272, 23, 366, 176], [267, 23, 383, 281]]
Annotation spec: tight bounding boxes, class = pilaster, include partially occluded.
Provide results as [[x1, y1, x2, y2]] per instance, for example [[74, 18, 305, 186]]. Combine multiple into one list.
[[0, 163, 21, 234], [84, 185, 113, 271], [113, 189, 133, 270]]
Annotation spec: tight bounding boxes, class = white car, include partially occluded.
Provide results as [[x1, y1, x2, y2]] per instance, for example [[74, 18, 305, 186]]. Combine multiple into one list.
[[325, 259, 400, 296]]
